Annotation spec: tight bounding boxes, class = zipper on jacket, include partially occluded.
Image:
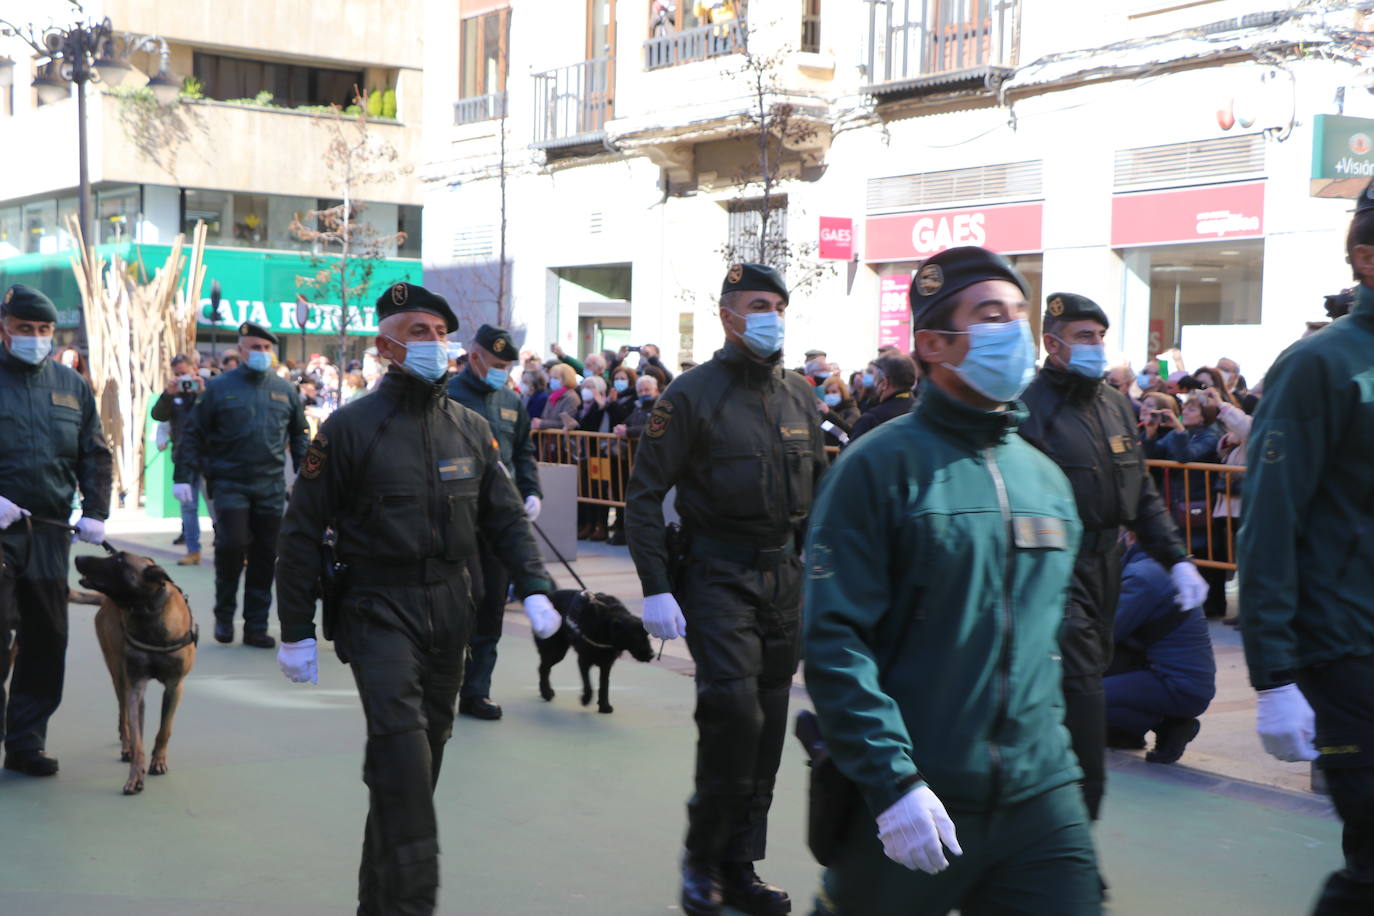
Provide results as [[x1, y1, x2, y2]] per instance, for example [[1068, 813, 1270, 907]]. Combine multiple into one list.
[[422, 407, 437, 643], [984, 446, 1015, 809], [758, 376, 789, 531]]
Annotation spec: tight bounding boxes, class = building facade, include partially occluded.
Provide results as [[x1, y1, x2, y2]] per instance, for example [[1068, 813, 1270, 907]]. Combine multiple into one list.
[[421, 0, 1374, 381], [0, 0, 424, 360]]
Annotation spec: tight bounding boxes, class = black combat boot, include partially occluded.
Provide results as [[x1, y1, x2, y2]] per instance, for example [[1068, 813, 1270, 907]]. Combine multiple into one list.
[[1146, 717, 1201, 765], [681, 855, 723, 916], [720, 861, 791, 915]]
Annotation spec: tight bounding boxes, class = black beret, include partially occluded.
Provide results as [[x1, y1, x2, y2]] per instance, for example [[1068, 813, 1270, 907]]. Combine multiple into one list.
[[721, 263, 788, 304], [1357, 177, 1374, 216], [908, 246, 1029, 329], [473, 323, 515, 358], [1, 284, 58, 323], [238, 321, 278, 345], [376, 282, 458, 333], [1044, 292, 1109, 330]]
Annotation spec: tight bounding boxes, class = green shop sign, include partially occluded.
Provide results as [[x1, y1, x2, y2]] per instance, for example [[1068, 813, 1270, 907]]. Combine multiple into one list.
[[1312, 114, 1374, 180], [0, 244, 422, 335]]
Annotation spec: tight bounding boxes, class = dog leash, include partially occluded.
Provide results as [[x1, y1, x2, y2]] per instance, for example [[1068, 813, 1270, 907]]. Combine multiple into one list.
[[15, 516, 117, 576], [531, 519, 668, 660]]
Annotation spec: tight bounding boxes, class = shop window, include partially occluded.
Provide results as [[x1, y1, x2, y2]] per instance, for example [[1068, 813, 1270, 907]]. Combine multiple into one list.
[[21, 199, 57, 254], [399, 205, 422, 257], [97, 187, 139, 244], [0, 206, 20, 257], [1130, 240, 1263, 358], [183, 188, 229, 241], [55, 198, 77, 250], [233, 195, 269, 246], [192, 52, 364, 109]]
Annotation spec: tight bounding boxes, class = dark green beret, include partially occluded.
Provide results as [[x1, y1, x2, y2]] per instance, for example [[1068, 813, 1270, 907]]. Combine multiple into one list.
[[238, 321, 278, 345], [376, 282, 458, 333], [721, 263, 788, 304], [908, 246, 1029, 329], [2, 284, 58, 323], [473, 323, 515, 358], [1044, 292, 1109, 329]]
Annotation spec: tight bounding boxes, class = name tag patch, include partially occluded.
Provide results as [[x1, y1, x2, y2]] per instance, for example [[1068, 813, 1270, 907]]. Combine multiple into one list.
[[1012, 517, 1068, 550], [779, 425, 810, 441], [1108, 435, 1132, 454], [438, 457, 477, 481], [499, 408, 518, 423], [50, 392, 80, 411], [270, 392, 289, 404]]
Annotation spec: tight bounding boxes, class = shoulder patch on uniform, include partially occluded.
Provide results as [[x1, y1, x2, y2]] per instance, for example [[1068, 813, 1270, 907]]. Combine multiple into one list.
[[300, 434, 328, 480], [491, 437, 500, 451], [50, 391, 80, 411], [1260, 429, 1285, 464], [808, 541, 835, 580], [646, 400, 674, 438]]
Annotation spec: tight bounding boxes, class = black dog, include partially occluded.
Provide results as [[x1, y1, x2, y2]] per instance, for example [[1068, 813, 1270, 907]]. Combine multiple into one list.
[[537, 590, 654, 714]]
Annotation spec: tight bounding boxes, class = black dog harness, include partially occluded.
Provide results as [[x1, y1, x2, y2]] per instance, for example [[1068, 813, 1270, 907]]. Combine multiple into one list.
[[561, 592, 615, 650], [121, 586, 201, 653]]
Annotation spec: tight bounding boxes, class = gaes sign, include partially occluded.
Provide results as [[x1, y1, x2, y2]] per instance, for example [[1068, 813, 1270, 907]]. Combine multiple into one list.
[[818, 217, 854, 260]]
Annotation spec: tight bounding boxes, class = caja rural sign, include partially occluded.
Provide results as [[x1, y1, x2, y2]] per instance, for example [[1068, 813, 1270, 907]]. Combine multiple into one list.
[[865, 202, 1044, 262], [1110, 181, 1265, 247]]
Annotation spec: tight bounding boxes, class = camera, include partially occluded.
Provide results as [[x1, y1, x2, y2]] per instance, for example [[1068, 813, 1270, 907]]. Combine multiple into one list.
[[179, 375, 197, 392], [625, 345, 642, 353]]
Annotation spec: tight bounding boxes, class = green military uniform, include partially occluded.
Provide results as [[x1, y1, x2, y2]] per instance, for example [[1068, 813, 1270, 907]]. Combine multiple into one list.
[[0, 284, 112, 759], [625, 265, 826, 887], [1019, 292, 1186, 820], [1240, 281, 1374, 913], [175, 322, 308, 641], [276, 284, 554, 916], [446, 323, 540, 709]]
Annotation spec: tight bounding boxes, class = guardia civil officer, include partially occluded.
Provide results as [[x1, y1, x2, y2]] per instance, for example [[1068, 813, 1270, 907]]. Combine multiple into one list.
[[804, 247, 1099, 915], [0, 284, 112, 776], [1017, 292, 1207, 821], [1239, 181, 1374, 912], [625, 263, 826, 916], [274, 282, 560, 916], [174, 321, 308, 648], [446, 323, 542, 720]]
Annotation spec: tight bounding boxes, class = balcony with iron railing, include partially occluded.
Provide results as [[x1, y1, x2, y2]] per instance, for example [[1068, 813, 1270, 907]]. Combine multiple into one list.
[[531, 57, 614, 151], [454, 91, 508, 126], [864, 0, 1018, 98], [644, 19, 748, 71]]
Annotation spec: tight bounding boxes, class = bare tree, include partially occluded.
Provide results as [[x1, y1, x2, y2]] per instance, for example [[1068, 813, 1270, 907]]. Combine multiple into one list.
[[290, 99, 411, 366]]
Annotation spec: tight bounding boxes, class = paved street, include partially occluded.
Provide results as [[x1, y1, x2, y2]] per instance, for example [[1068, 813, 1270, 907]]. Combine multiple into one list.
[[0, 527, 1343, 915]]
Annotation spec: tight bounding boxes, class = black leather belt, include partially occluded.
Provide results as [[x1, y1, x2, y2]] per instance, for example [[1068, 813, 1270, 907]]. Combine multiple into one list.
[[690, 533, 796, 570], [347, 557, 466, 587]]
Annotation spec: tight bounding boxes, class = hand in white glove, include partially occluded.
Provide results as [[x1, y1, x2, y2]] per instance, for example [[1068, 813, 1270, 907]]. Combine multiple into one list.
[[277, 638, 318, 685], [642, 592, 686, 640], [877, 785, 963, 874], [0, 495, 30, 530], [172, 483, 195, 504], [1256, 684, 1318, 762], [524, 494, 542, 521], [523, 594, 562, 639], [1170, 560, 1209, 610], [73, 517, 106, 545]]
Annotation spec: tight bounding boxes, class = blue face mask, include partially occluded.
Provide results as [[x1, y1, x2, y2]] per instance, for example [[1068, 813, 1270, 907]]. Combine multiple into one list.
[[1136, 373, 1150, 390], [729, 309, 784, 358], [386, 336, 448, 383], [7, 334, 52, 365], [613, 378, 629, 393], [1050, 335, 1108, 379], [823, 392, 842, 408], [638, 394, 655, 407], [245, 350, 273, 373], [550, 378, 564, 392], [862, 372, 875, 388], [942, 319, 1036, 403], [484, 366, 509, 390]]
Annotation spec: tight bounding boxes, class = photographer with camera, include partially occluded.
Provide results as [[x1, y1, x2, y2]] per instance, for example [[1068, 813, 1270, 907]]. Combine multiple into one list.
[[152, 353, 210, 566]]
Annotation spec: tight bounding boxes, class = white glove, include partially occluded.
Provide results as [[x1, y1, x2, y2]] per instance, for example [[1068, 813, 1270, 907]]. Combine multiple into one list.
[[1256, 684, 1318, 762], [277, 638, 318, 685], [524, 494, 542, 521], [877, 785, 963, 874], [1170, 560, 1209, 610], [642, 592, 686, 640], [523, 594, 562, 639], [73, 517, 106, 545], [0, 495, 29, 530], [172, 483, 195, 504]]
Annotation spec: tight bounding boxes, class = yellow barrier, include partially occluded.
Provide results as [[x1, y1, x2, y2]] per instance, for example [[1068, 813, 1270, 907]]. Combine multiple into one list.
[[1144, 460, 1243, 571], [532, 429, 639, 507]]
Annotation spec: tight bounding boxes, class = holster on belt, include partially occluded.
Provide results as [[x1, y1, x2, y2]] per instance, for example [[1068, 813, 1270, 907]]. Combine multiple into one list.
[[319, 528, 349, 651], [665, 522, 692, 597], [794, 709, 861, 867]]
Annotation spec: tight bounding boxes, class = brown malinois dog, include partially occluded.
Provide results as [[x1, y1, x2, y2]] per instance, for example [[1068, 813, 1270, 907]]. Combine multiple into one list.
[[75, 551, 198, 795]]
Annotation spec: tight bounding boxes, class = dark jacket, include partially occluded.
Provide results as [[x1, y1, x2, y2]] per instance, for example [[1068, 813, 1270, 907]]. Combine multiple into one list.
[[276, 369, 555, 643], [622, 396, 657, 440], [1020, 365, 1185, 566], [607, 389, 638, 426], [805, 384, 1082, 815], [150, 388, 199, 462], [1109, 545, 1216, 704], [847, 391, 913, 445], [1141, 422, 1221, 506], [0, 346, 112, 525], [1240, 284, 1374, 689], [447, 368, 540, 499], [625, 341, 827, 597], [174, 365, 309, 497]]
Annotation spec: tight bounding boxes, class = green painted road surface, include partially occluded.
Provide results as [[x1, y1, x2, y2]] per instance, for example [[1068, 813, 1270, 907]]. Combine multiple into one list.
[[0, 534, 1341, 915]]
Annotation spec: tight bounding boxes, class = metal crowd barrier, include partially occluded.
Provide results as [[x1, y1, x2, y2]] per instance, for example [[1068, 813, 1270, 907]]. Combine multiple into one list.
[[532, 429, 639, 507], [1144, 460, 1243, 571]]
